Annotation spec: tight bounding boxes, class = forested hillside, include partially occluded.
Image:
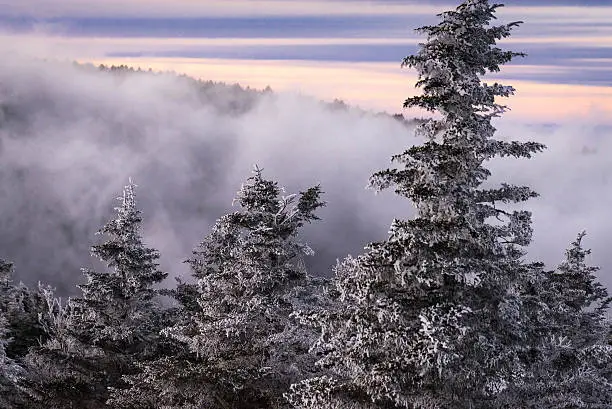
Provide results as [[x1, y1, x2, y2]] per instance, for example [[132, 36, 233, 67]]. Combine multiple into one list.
[[1, 1, 611, 408]]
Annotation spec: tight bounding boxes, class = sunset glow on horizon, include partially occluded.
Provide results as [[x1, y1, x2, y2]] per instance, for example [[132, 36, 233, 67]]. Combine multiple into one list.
[[1, 0, 611, 122]]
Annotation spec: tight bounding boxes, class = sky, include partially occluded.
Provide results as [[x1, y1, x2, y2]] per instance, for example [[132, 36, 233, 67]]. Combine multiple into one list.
[[0, 0, 611, 296], [1, 0, 612, 120]]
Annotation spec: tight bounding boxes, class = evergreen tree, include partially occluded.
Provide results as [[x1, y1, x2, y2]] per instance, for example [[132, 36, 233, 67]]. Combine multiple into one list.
[[0, 258, 27, 409], [110, 276, 333, 409], [72, 179, 167, 354], [106, 278, 201, 409], [0, 258, 49, 408], [105, 287, 205, 409], [502, 232, 612, 408], [22, 285, 104, 409], [24, 180, 168, 408], [0, 259, 15, 332], [0, 314, 25, 409], [288, 1, 546, 408], [0, 259, 46, 361], [156, 166, 325, 409]]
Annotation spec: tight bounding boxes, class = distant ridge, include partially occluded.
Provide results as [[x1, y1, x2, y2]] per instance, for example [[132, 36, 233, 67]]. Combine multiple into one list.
[[80, 62, 420, 127]]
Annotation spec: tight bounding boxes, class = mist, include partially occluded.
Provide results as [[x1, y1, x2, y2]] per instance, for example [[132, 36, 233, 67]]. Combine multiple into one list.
[[0, 54, 610, 295]]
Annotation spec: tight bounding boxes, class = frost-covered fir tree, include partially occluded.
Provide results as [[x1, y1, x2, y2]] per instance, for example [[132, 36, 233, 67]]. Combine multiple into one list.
[[288, 1, 547, 408], [104, 291, 204, 409], [107, 276, 335, 409], [24, 180, 168, 409], [105, 278, 196, 409], [72, 180, 167, 352], [0, 258, 48, 408], [159, 166, 325, 409], [0, 258, 47, 361], [22, 285, 102, 409], [501, 232, 612, 408], [0, 259, 27, 409], [0, 314, 25, 409]]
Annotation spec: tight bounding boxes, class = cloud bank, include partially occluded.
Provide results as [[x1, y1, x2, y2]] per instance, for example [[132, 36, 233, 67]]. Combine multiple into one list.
[[1, 0, 443, 18], [0, 53, 610, 297], [0, 54, 411, 294]]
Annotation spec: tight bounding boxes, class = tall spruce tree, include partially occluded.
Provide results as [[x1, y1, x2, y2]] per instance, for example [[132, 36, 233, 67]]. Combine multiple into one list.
[[156, 166, 325, 409], [24, 180, 168, 408], [288, 1, 546, 408]]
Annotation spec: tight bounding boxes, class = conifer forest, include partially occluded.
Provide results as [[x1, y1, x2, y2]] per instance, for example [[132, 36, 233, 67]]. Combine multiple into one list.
[[1, 1, 611, 408]]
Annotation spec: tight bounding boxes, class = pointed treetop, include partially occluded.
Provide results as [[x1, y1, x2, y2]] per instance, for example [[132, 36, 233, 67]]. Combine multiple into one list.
[[116, 177, 138, 224], [560, 231, 592, 271], [93, 178, 142, 246], [556, 231, 611, 313], [122, 177, 137, 209], [233, 165, 325, 229], [403, 0, 526, 118], [233, 165, 282, 214]]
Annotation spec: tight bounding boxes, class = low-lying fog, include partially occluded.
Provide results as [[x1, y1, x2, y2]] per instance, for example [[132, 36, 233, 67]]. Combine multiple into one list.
[[1, 55, 610, 295]]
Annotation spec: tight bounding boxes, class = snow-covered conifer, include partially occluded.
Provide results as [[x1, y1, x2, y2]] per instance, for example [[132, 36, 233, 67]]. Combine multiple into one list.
[[0, 258, 28, 409], [0, 314, 25, 409], [0, 261, 48, 365], [160, 166, 325, 408], [72, 180, 168, 352], [502, 232, 612, 408], [288, 1, 547, 408], [22, 285, 108, 409], [0, 258, 52, 408], [105, 284, 190, 409], [24, 180, 168, 409]]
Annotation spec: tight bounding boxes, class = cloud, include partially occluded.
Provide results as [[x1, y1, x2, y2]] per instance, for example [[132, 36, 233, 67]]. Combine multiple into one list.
[[4, 1, 612, 24], [99, 43, 612, 88], [0, 52, 611, 298], [3, 13, 612, 42], [0, 53, 412, 294], [2, 30, 611, 122], [2, 6, 611, 91], [0, 15, 423, 39], [1, 0, 444, 18], [487, 120, 612, 290], [501, 5, 612, 25], [2, 31, 610, 92]]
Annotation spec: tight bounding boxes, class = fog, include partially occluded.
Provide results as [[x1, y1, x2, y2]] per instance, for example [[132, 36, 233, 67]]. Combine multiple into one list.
[[0, 54, 610, 295]]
